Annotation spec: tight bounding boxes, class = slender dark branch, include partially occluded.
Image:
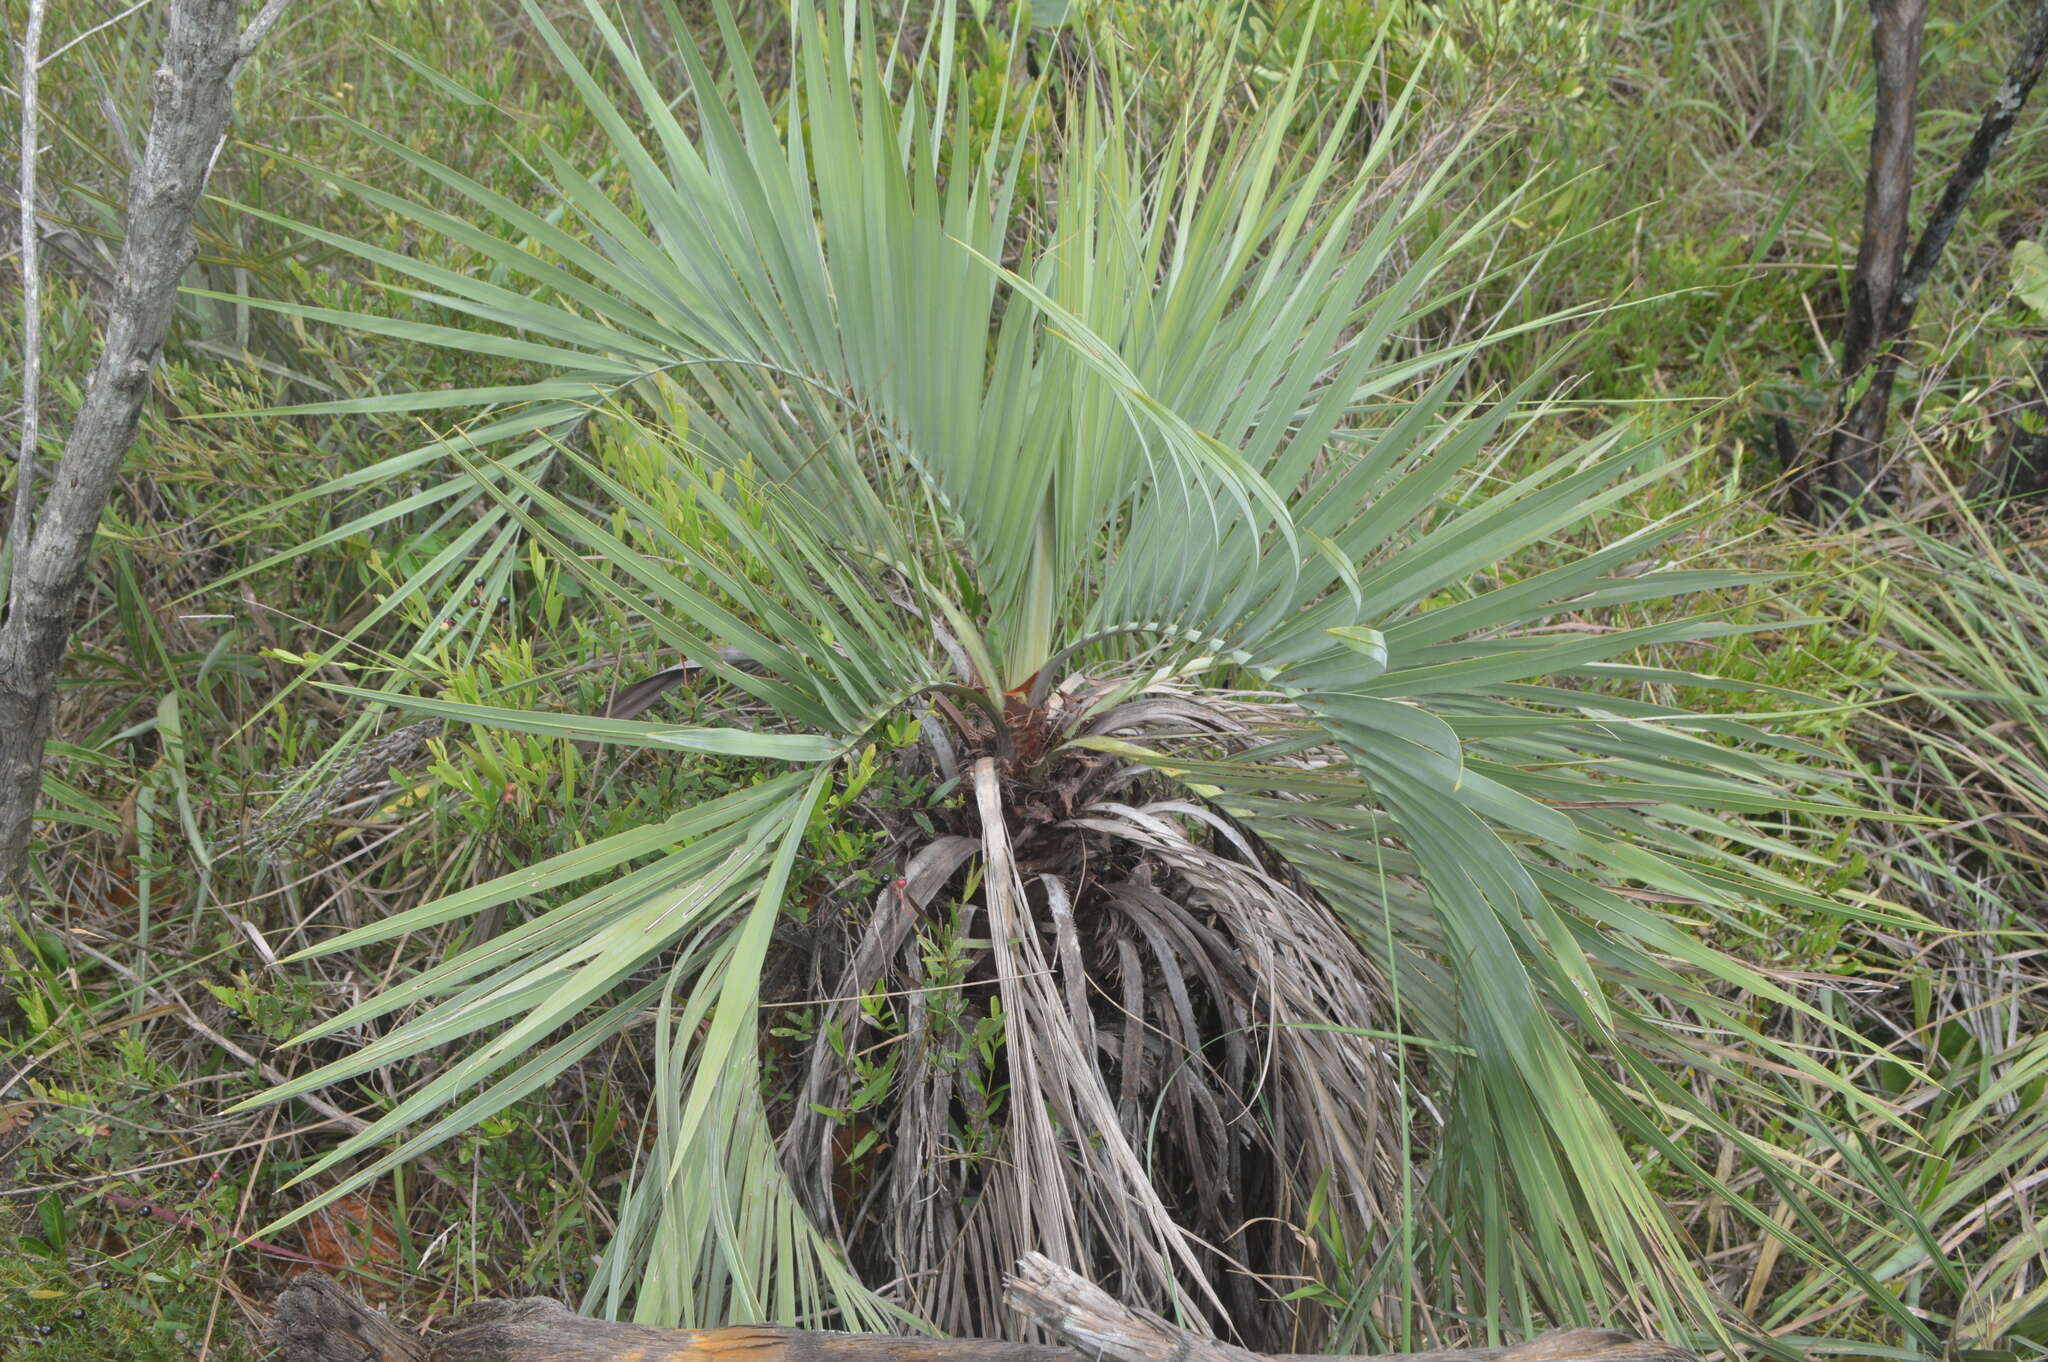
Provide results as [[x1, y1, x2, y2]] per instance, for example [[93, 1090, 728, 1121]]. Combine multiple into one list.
[[1889, 0, 2048, 330], [1802, 0, 1927, 519], [1813, 0, 2048, 517], [1840, 0, 1929, 384]]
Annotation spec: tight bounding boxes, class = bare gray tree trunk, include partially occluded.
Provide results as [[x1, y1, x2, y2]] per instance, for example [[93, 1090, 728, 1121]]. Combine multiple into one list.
[[11, 0, 51, 578], [0, 0, 286, 896]]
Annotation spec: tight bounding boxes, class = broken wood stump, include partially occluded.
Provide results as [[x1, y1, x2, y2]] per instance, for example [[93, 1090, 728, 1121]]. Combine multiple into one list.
[[267, 1253, 1701, 1362]]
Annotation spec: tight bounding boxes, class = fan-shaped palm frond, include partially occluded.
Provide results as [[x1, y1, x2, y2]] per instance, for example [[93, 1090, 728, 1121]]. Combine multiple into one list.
[[233, 1, 1913, 1349]]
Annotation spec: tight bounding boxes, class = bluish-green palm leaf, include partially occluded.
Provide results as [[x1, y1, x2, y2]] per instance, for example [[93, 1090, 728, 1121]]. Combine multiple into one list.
[[228, 0, 1918, 1348]]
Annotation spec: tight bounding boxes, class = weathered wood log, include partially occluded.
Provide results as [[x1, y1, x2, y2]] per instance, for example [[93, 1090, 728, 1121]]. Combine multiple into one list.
[[267, 1255, 1701, 1362], [267, 1272, 427, 1362]]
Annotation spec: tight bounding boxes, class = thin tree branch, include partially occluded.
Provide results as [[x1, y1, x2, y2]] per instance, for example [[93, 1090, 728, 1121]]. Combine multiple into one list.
[[1815, 0, 2048, 517], [1840, 0, 1928, 384], [1890, 0, 2048, 330], [1801, 0, 1927, 519], [9, 0, 50, 609], [39, 0, 161, 70], [235, 0, 291, 62]]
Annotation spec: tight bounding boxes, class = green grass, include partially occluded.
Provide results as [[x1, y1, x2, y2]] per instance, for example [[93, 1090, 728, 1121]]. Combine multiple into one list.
[[2, 0, 2046, 1357]]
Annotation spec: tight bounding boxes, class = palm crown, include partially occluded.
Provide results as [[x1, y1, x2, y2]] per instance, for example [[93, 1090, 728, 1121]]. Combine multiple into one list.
[[235, 1, 1882, 1347]]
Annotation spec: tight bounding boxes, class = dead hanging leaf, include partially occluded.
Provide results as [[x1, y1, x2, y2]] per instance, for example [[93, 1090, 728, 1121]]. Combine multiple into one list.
[[293, 1193, 403, 1303], [600, 663, 697, 720], [0, 1100, 38, 1136], [116, 783, 140, 859], [99, 783, 141, 910]]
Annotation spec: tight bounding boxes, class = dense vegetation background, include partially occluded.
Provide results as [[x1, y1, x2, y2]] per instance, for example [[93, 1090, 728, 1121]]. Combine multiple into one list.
[[3, 2, 2046, 1359]]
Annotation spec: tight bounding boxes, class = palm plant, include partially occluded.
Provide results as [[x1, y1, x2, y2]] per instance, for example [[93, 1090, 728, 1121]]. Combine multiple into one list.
[[231, 1, 1904, 1348]]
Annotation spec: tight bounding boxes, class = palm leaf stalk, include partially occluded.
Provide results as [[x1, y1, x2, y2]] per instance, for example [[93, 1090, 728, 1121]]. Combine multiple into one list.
[[231, 3, 1916, 1351]]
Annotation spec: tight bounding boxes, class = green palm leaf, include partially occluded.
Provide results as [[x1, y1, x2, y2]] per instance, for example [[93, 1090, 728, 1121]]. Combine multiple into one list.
[[233, 2, 1918, 1347]]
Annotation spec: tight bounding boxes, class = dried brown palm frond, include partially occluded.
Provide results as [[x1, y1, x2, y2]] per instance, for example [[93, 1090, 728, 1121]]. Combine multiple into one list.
[[773, 709, 1411, 1347]]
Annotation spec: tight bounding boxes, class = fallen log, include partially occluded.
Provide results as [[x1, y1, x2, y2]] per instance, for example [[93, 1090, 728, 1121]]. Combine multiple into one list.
[[267, 1254, 1701, 1362], [1003, 1255, 1696, 1362]]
